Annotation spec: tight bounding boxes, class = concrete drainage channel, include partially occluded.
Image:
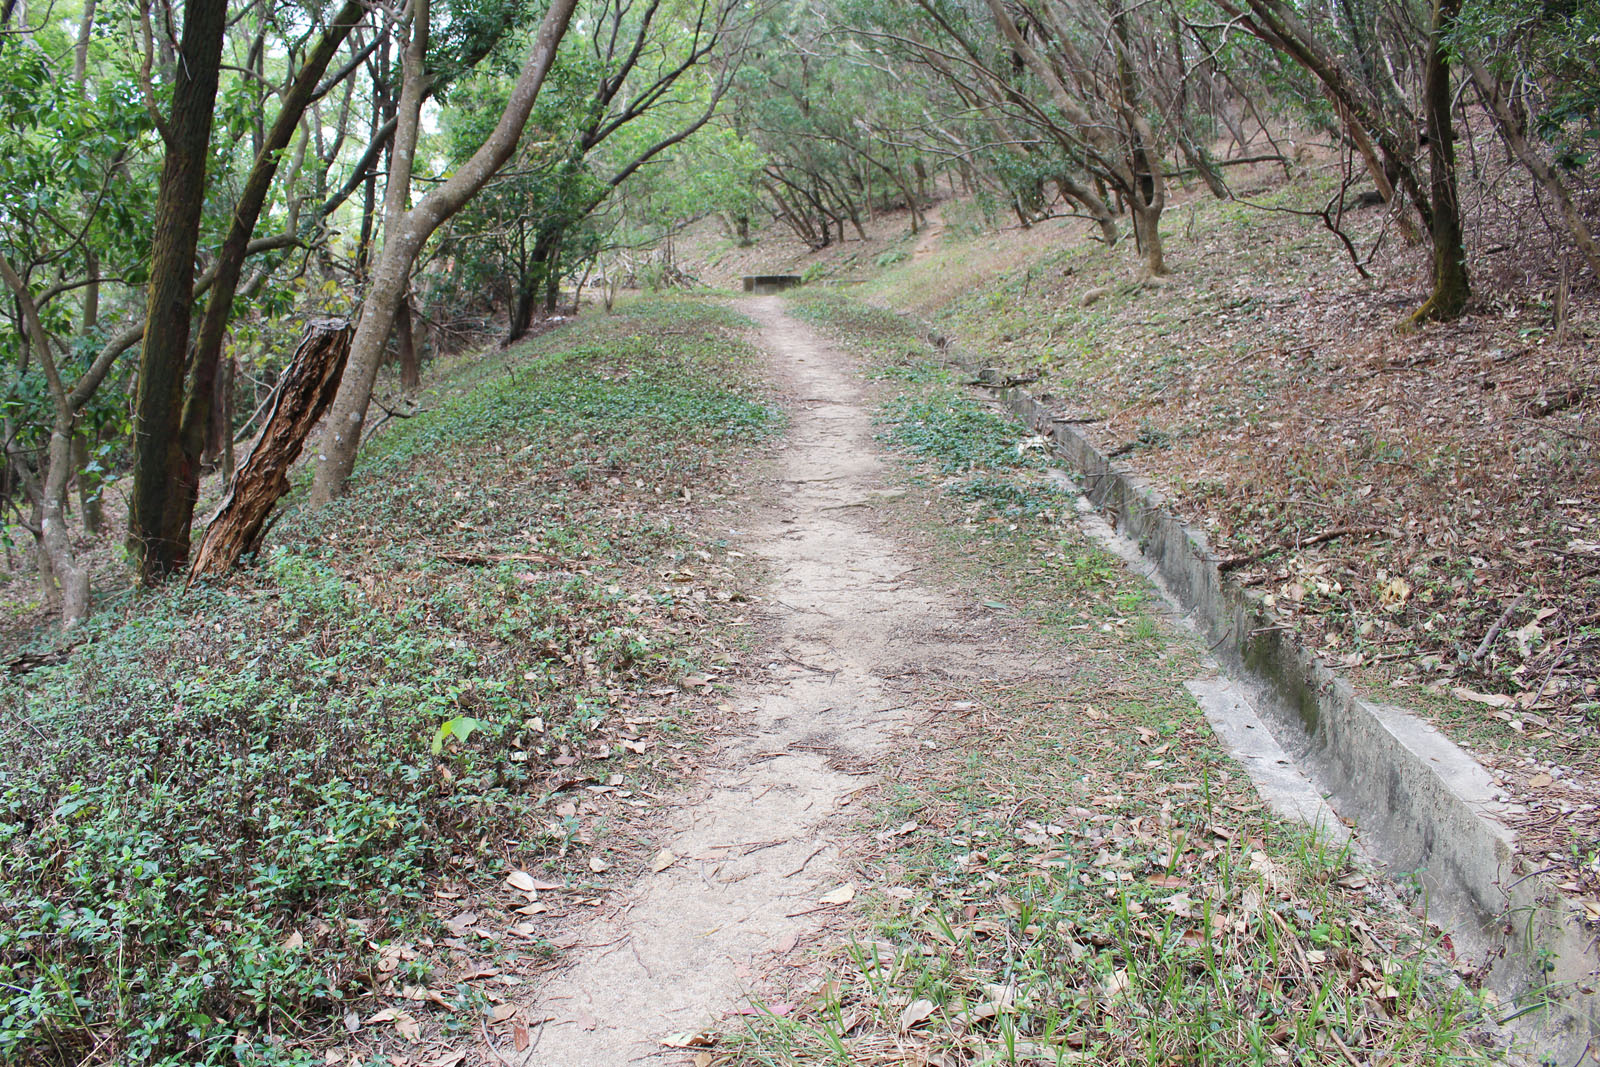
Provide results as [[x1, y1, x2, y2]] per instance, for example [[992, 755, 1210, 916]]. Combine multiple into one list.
[[949, 363, 1600, 1059]]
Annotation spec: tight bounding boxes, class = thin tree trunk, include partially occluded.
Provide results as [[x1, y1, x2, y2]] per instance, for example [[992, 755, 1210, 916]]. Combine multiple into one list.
[[543, 231, 562, 313], [220, 357, 236, 484], [0, 253, 90, 624], [397, 295, 419, 389], [126, 0, 229, 581], [310, 0, 578, 504], [71, 431, 102, 534], [1406, 0, 1469, 326], [72, 0, 95, 83]]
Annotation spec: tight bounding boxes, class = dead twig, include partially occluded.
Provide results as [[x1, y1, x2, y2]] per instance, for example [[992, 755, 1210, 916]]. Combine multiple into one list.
[[1472, 592, 1528, 666], [1215, 526, 1385, 572]]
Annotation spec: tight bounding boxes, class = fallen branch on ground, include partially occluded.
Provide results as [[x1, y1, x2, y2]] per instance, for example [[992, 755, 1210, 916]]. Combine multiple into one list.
[[1215, 526, 1385, 572]]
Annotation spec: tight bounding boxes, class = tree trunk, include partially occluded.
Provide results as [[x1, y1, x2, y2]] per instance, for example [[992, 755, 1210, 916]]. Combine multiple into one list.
[[542, 228, 563, 313], [397, 296, 420, 389], [310, 0, 578, 504], [41, 427, 90, 625], [220, 357, 236, 484], [126, 0, 229, 581], [1057, 174, 1120, 246], [508, 228, 558, 343], [71, 431, 102, 534], [190, 320, 352, 579], [141, 0, 365, 574], [1132, 203, 1167, 276], [0, 253, 91, 624], [1405, 0, 1469, 327]]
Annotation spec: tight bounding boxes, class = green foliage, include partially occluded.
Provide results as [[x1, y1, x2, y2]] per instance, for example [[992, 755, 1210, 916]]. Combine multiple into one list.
[[879, 392, 1043, 475]]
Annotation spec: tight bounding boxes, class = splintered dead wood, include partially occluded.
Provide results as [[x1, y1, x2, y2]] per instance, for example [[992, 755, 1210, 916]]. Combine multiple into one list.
[[189, 318, 352, 580]]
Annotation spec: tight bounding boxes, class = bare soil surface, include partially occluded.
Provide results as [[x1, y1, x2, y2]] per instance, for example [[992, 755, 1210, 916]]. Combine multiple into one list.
[[507, 298, 1046, 1063]]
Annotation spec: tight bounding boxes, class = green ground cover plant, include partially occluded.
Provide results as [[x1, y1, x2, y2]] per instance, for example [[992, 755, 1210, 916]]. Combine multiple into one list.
[[0, 297, 778, 1066]]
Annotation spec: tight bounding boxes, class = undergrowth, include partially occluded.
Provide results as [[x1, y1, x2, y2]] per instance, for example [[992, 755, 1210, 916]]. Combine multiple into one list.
[[0, 297, 777, 1065]]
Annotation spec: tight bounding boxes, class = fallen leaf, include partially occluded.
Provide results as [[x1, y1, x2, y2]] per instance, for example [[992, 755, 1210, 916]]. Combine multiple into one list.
[[393, 1013, 421, 1042], [661, 1030, 717, 1048], [343, 1009, 361, 1034], [282, 930, 304, 951], [364, 1009, 399, 1025], [1528, 772, 1554, 788], [898, 997, 935, 1033], [442, 911, 478, 935], [487, 1003, 520, 1023], [589, 857, 610, 873], [506, 870, 539, 893], [651, 848, 677, 872], [419, 1053, 465, 1067], [1452, 686, 1515, 709], [513, 1021, 531, 1051], [818, 883, 856, 906], [693, 1054, 713, 1067]]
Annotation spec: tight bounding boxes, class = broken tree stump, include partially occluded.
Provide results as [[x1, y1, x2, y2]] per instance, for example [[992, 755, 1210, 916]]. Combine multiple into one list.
[[188, 318, 352, 580]]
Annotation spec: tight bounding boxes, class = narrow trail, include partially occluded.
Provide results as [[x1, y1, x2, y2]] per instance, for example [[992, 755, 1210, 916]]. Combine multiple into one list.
[[912, 203, 945, 256], [511, 297, 1038, 1064]]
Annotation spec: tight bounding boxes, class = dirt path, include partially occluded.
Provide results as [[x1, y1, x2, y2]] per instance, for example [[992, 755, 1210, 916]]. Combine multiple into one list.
[[511, 297, 1031, 1064], [912, 203, 945, 257]]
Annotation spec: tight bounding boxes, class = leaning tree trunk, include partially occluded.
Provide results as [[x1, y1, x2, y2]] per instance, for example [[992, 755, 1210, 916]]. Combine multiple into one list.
[[126, 0, 229, 581], [1057, 174, 1120, 247], [310, 0, 578, 505], [189, 320, 352, 579], [1406, 0, 1469, 327]]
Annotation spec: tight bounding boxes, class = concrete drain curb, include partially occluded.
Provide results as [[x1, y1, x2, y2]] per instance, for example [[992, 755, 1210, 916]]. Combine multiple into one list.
[[971, 372, 1598, 1057]]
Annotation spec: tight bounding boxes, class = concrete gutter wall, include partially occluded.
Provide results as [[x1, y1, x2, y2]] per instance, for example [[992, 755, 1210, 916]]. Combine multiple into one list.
[[976, 374, 1599, 1058]]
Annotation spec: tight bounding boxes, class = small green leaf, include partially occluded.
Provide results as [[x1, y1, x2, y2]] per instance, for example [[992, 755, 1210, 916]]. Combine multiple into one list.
[[432, 716, 484, 755]]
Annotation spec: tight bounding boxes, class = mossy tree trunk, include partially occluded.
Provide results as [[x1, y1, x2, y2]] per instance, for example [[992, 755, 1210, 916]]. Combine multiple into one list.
[[127, 0, 229, 581], [1405, 0, 1469, 327]]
